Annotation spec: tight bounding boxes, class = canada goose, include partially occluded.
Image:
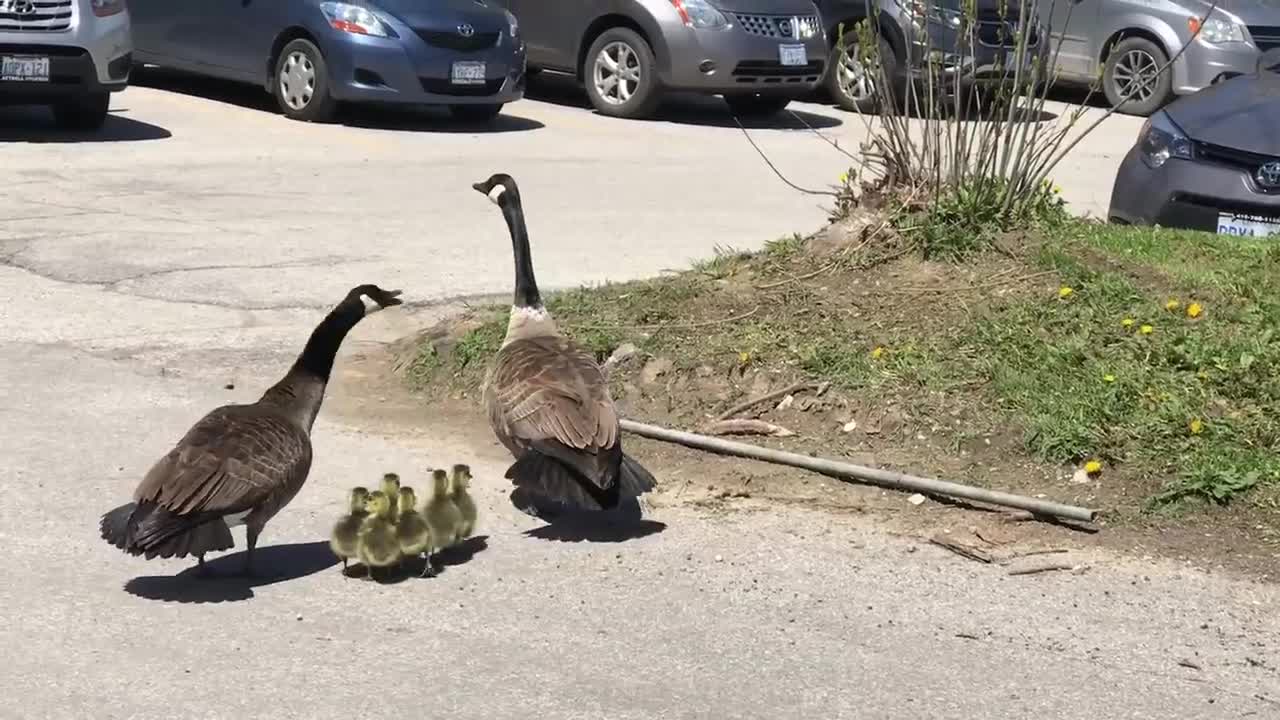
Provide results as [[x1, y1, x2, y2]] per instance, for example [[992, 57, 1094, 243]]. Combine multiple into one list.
[[381, 473, 402, 519], [449, 464, 477, 540], [424, 468, 462, 569], [99, 284, 404, 576], [357, 490, 401, 581], [330, 486, 370, 576], [394, 487, 432, 577], [471, 173, 656, 517]]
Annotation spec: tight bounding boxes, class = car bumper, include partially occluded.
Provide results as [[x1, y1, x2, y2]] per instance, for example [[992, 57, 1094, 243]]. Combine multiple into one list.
[[1171, 37, 1260, 95], [658, 25, 827, 95], [321, 28, 526, 106], [0, 9, 131, 102], [1108, 145, 1280, 231]]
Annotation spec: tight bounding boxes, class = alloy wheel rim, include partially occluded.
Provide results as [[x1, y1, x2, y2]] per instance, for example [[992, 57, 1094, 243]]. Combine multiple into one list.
[[838, 43, 875, 101], [593, 41, 640, 106], [1112, 49, 1158, 103], [280, 51, 316, 110]]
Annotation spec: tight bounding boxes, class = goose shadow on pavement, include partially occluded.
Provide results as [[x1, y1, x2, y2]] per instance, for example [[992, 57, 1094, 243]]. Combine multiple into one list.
[[518, 495, 667, 543], [123, 540, 338, 603], [0, 107, 171, 143]]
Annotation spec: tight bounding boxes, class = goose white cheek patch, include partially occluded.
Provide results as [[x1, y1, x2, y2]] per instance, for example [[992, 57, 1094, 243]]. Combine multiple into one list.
[[487, 185, 507, 205], [360, 294, 381, 314]]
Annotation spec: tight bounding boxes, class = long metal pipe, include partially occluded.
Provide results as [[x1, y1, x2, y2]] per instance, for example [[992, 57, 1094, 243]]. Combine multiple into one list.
[[620, 419, 1098, 523]]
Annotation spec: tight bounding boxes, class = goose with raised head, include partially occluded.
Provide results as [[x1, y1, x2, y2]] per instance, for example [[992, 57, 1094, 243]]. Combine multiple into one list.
[[471, 173, 656, 518], [99, 284, 404, 576]]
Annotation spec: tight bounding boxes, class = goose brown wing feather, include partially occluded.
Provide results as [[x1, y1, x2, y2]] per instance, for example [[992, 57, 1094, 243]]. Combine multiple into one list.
[[485, 336, 621, 486], [132, 405, 312, 518]]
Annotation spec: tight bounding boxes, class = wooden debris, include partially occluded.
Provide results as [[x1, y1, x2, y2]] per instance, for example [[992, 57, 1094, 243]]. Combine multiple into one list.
[[716, 381, 824, 421], [703, 418, 796, 438], [929, 534, 995, 564], [1007, 560, 1077, 576]]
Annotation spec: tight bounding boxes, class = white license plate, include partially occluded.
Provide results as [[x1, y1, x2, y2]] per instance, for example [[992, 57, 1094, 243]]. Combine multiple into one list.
[[1217, 212, 1280, 238], [1, 55, 50, 83], [450, 61, 486, 85], [778, 44, 807, 67]]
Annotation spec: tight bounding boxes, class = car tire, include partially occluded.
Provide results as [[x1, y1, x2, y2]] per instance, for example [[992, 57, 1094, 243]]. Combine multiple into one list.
[[723, 93, 792, 117], [1102, 36, 1173, 117], [273, 38, 338, 123], [449, 103, 504, 123], [52, 92, 110, 131], [826, 29, 894, 114], [583, 27, 662, 119]]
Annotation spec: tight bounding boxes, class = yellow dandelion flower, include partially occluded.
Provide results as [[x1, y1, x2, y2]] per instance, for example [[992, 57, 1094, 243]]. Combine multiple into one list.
[[1102, 373, 1116, 383], [838, 171, 849, 184], [738, 351, 751, 365], [1121, 317, 1135, 328], [1139, 324, 1154, 335], [1186, 302, 1203, 319], [1052, 184, 1062, 195], [1084, 459, 1103, 475], [1189, 418, 1204, 435], [1058, 286, 1074, 299], [870, 346, 886, 359], [1164, 299, 1181, 312]]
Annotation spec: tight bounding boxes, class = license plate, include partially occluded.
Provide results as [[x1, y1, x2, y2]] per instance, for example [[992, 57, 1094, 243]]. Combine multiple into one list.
[[778, 44, 807, 67], [450, 61, 486, 85], [1217, 212, 1280, 238], [1, 55, 50, 83]]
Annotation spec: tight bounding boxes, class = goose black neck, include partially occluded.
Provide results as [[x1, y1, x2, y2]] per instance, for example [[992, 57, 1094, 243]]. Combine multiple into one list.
[[500, 191, 541, 309], [290, 299, 364, 383]]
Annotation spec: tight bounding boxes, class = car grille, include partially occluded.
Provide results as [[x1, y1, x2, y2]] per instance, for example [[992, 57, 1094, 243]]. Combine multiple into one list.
[[415, 29, 500, 52], [731, 59, 824, 84], [420, 77, 503, 96], [1166, 193, 1280, 221], [1195, 141, 1280, 194], [0, 0, 73, 32], [733, 14, 820, 40], [1248, 25, 1280, 52]]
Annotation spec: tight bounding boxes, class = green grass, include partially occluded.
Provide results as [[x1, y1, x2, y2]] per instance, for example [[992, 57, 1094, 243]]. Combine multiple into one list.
[[407, 219, 1280, 511]]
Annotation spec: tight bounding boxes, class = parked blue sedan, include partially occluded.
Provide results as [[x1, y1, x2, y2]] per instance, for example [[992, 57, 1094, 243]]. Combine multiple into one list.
[[128, 0, 527, 122]]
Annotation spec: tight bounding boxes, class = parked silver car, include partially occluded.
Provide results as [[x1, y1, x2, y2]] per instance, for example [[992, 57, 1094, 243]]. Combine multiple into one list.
[[1107, 49, 1280, 236], [1042, 0, 1280, 116], [0, 0, 132, 129], [496, 0, 829, 118]]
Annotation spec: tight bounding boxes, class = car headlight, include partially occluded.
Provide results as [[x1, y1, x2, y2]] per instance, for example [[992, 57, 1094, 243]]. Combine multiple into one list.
[[504, 9, 519, 38], [668, 0, 729, 30], [320, 2, 392, 38], [904, 0, 962, 28], [1138, 110, 1193, 169], [91, 0, 125, 17], [1191, 13, 1244, 43]]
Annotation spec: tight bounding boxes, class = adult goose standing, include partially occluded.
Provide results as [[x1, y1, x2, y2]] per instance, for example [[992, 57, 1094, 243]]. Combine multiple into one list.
[[471, 173, 656, 517], [99, 284, 403, 576]]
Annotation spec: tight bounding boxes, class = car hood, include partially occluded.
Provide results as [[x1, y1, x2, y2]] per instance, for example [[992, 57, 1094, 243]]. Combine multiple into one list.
[[372, 0, 507, 31], [712, 0, 823, 15], [1166, 71, 1280, 155]]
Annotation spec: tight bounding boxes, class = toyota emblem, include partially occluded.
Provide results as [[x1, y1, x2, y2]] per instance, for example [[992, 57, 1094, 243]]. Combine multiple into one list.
[[457, 23, 475, 37], [2, 0, 38, 15], [1257, 160, 1280, 190]]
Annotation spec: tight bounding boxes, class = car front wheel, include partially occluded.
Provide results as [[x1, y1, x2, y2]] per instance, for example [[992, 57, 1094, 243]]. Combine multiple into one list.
[[583, 27, 662, 119], [273, 38, 338, 123], [1102, 37, 1173, 117], [52, 92, 110, 131], [826, 32, 893, 114]]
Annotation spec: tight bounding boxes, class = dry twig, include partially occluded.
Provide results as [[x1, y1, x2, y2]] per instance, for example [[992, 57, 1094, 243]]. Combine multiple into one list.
[[716, 381, 824, 421]]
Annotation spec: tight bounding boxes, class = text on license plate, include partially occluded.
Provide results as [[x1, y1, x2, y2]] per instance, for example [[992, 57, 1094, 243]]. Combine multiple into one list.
[[1217, 213, 1280, 238], [778, 44, 807, 67], [451, 61, 486, 85], [1, 55, 50, 83]]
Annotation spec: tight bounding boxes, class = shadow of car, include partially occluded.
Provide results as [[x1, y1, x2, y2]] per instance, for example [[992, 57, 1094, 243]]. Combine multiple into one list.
[[126, 0, 527, 124], [1108, 48, 1280, 237]]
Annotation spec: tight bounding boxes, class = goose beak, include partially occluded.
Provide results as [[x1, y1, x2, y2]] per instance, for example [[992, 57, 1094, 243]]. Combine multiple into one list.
[[471, 182, 487, 194]]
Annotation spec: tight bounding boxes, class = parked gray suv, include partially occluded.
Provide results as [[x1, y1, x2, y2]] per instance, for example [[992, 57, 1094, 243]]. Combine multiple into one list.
[[494, 0, 829, 118], [1041, 0, 1280, 116]]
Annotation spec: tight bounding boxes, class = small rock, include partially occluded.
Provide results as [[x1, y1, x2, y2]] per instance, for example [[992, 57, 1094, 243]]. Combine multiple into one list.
[[908, 493, 927, 506], [714, 554, 724, 563], [842, 420, 858, 433], [1070, 468, 1092, 485], [696, 365, 715, 378], [603, 343, 640, 376], [295, 614, 303, 622], [641, 357, 674, 385], [775, 394, 795, 411]]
